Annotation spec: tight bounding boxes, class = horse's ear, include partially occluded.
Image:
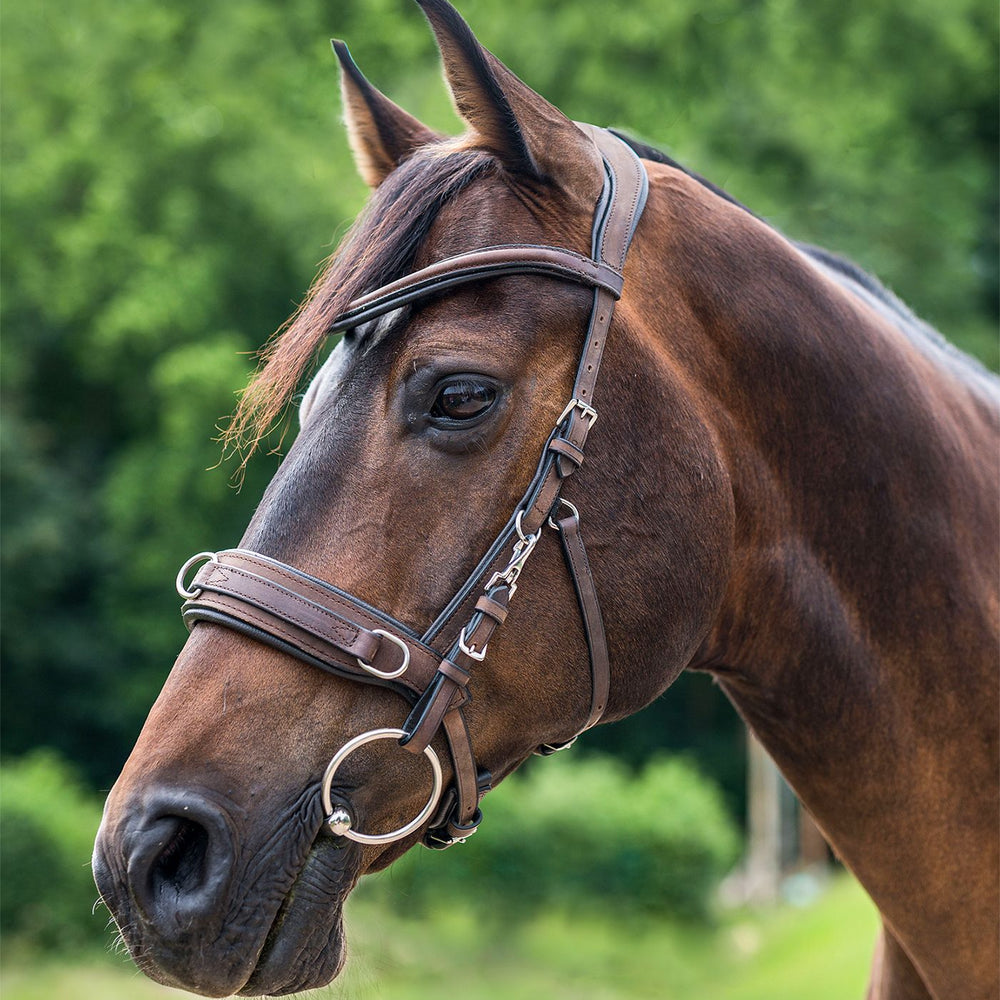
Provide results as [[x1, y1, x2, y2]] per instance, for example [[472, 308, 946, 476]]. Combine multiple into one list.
[[415, 0, 603, 206], [333, 40, 443, 188]]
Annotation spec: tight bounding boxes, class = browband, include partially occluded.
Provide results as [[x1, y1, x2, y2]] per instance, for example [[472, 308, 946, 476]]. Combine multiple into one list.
[[181, 126, 649, 848], [331, 245, 624, 334]]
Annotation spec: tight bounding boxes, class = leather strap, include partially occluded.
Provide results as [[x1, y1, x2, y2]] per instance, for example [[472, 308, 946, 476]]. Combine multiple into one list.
[[183, 550, 487, 841], [183, 550, 448, 699], [401, 585, 510, 755], [407, 127, 647, 827], [331, 244, 623, 334], [555, 510, 609, 731]]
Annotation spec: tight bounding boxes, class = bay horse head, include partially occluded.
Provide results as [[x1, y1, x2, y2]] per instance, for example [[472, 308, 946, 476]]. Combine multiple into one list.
[[93, 1, 999, 997]]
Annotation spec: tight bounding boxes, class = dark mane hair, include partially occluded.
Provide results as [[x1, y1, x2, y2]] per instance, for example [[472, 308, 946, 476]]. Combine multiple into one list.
[[609, 129, 759, 219], [225, 144, 497, 458], [612, 131, 993, 374]]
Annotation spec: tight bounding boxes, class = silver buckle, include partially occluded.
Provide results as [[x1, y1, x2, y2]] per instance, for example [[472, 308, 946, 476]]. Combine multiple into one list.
[[557, 397, 598, 429], [458, 624, 488, 661]]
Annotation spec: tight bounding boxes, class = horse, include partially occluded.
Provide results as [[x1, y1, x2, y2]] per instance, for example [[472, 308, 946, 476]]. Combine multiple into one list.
[[92, 1, 999, 996]]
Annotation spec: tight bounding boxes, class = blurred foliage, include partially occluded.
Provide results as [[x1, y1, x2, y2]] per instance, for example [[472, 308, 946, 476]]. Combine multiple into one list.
[[0, 751, 734, 952], [2, 0, 997, 795], [370, 754, 740, 920], [0, 753, 107, 949], [1, 875, 879, 999]]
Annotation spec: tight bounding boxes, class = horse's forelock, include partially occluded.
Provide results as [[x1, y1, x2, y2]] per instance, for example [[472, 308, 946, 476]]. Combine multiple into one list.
[[222, 146, 498, 464]]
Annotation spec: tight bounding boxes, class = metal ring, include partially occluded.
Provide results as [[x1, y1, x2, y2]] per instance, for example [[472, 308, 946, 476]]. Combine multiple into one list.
[[320, 728, 443, 845], [514, 509, 542, 546], [548, 497, 580, 530], [356, 629, 410, 680], [175, 552, 218, 599]]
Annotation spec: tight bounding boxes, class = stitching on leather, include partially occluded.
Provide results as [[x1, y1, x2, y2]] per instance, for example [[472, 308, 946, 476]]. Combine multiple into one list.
[[214, 555, 442, 682], [207, 564, 366, 651], [443, 710, 479, 821], [230, 554, 377, 623], [195, 596, 432, 699], [226, 552, 437, 660], [596, 137, 642, 272], [618, 155, 644, 269], [600, 164, 620, 267], [561, 524, 608, 724], [200, 597, 361, 673]]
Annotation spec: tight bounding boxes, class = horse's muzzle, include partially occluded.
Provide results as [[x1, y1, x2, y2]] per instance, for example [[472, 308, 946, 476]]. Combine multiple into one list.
[[94, 782, 362, 997], [93, 788, 245, 996]]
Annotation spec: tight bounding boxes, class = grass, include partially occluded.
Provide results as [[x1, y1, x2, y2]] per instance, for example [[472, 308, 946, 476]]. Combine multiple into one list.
[[0, 875, 878, 1000]]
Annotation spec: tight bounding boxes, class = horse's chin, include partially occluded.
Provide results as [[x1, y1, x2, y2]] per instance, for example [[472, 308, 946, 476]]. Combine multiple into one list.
[[238, 837, 362, 997]]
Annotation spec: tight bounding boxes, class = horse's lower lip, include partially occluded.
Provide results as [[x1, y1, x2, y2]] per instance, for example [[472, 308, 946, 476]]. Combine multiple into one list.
[[239, 836, 362, 997]]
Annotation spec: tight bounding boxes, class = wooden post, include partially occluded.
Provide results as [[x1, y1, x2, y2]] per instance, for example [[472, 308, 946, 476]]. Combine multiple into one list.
[[798, 804, 830, 868], [744, 729, 782, 902]]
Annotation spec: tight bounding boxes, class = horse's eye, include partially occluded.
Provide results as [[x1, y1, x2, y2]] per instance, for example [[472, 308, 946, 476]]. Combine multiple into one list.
[[430, 377, 498, 423]]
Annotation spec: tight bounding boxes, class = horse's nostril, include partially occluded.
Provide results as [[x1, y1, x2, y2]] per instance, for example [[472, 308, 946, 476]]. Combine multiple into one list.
[[151, 817, 210, 897], [120, 794, 236, 931]]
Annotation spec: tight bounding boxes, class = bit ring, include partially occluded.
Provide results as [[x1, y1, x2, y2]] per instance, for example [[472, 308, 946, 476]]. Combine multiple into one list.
[[320, 728, 443, 845]]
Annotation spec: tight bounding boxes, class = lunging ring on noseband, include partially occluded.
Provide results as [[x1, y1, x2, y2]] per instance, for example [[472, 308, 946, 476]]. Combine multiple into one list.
[[320, 728, 443, 844], [175, 552, 218, 599]]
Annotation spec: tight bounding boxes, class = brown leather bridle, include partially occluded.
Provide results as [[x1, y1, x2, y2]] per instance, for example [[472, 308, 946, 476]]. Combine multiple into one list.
[[177, 125, 648, 849]]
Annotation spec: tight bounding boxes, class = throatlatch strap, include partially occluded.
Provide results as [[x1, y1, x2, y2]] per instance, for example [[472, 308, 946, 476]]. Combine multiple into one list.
[[555, 511, 609, 731]]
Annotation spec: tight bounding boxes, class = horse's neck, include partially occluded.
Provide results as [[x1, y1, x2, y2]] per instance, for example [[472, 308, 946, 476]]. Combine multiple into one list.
[[677, 207, 999, 777], [628, 166, 998, 994]]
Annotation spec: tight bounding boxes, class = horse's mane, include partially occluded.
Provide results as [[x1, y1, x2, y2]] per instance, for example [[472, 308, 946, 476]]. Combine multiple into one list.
[[225, 145, 497, 458], [610, 131, 917, 324]]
